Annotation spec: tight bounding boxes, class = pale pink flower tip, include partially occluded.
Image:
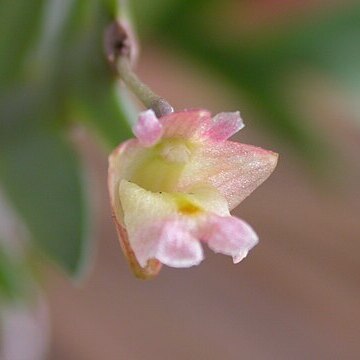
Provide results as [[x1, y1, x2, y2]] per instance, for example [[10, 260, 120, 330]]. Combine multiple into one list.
[[206, 111, 245, 141], [205, 215, 259, 264], [132, 109, 163, 147], [108, 109, 278, 278]]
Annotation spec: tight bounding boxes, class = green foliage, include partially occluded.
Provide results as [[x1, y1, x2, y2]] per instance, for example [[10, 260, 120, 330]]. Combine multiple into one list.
[[31, 0, 133, 147], [66, 0, 134, 148], [0, 0, 45, 87], [285, 4, 360, 95], [0, 0, 133, 279], [0, 87, 89, 275], [0, 245, 30, 301]]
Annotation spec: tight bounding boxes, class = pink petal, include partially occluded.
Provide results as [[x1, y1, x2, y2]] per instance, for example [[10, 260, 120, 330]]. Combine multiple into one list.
[[205, 112, 244, 141], [133, 218, 204, 268], [204, 215, 258, 263], [160, 109, 213, 140], [156, 219, 204, 268], [177, 141, 278, 210], [133, 109, 163, 147]]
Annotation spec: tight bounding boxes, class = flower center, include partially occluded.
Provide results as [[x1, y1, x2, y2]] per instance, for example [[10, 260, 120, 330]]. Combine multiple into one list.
[[173, 194, 203, 216], [129, 138, 196, 193], [160, 143, 191, 163]]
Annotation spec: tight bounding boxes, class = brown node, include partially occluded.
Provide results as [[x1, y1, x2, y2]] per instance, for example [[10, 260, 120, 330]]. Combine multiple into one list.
[[104, 21, 134, 66]]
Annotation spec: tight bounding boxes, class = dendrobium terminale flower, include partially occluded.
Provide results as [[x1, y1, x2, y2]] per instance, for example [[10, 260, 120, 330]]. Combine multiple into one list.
[[108, 109, 278, 279]]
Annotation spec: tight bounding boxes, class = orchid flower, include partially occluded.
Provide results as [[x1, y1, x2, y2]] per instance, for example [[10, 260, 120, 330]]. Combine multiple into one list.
[[108, 109, 278, 279]]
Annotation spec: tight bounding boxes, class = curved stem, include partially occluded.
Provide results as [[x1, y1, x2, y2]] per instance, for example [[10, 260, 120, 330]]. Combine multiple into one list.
[[104, 21, 173, 118], [116, 57, 173, 118]]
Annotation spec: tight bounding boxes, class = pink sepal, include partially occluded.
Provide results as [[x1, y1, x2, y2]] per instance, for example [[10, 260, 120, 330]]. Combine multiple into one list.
[[205, 112, 244, 141], [160, 110, 212, 140], [133, 109, 163, 147], [177, 141, 278, 210], [159, 110, 244, 142]]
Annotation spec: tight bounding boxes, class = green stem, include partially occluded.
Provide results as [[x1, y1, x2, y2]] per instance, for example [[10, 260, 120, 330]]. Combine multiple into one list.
[[104, 20, 173, 117], [116, 57, 173, 117]]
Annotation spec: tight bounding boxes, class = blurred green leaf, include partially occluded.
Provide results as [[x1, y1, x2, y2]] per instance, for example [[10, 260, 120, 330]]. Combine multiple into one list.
[[0, 88, 90, 276], [234, 3, 360, 125], [2, 0, 133, 149], [31, 0, 133, 148], [66, 0, 133, 148], [0, 245, 29, 301], [0, 0, 45, 88], [0, 0, 136, 278], [282, 5, 360, 97]]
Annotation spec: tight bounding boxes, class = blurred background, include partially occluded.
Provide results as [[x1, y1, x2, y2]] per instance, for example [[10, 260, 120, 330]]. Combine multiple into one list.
[[0, 0, 359, 359]]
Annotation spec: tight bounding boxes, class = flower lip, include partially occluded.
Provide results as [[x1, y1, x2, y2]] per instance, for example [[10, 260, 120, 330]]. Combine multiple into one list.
[[173, 194, 203, 216], [154, 219, 204, 268]]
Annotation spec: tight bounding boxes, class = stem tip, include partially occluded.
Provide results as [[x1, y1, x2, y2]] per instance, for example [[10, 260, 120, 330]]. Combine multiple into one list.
[[150, 98, 174, 118]]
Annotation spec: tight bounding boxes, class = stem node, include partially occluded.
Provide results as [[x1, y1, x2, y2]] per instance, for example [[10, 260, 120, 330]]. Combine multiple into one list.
[[104, 21, 173, 118]]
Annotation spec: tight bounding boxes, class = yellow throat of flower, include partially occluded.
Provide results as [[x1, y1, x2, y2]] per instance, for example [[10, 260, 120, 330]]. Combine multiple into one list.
[[129, 138, 196, 193]]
